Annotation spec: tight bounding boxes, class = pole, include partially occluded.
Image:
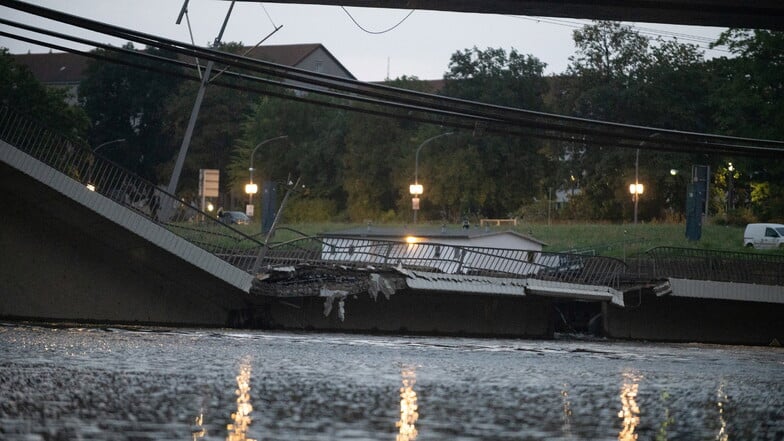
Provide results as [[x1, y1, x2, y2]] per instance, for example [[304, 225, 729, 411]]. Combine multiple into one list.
[[548, 187, 552, 227], [412, 131, 453, 224], [414, 131, 454, 186], [634, 148, 639, 225], [166, 1, 235, 197], [633, 132, 660, 226], [248, 135, 288, 207], [93, 138, 126, 152], [252, 177, 300, 274]]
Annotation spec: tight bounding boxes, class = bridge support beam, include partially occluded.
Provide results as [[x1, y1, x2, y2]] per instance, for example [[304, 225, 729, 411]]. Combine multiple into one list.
[[0, 161, 249, 327]]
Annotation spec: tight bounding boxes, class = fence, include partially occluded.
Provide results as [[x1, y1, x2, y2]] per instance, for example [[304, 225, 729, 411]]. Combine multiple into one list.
[[645, 246, 784, 286], [260, 236, 628, 288], [0, 106, 265, 273]]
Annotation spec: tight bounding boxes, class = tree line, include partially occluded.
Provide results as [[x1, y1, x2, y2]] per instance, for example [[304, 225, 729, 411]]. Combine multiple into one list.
[[2, 22, 782, 224]]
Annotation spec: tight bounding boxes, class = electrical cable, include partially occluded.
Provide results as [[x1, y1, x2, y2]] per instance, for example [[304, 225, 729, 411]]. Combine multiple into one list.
[[260, 3, 277, 29], [1, 19, 779, 157], [340, 6, 415, 35], [5, 22, 772, 158], [1, 0, 782, 156], [512, 15, 731, 54], [182, 9, 203, 80]]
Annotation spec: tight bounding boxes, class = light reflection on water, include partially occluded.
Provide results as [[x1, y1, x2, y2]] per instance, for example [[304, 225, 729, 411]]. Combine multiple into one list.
[[618, 372, 641, 441], [0, 323, 783, 440], [396, 366, 419, 441], [226, 358, 255, 441]]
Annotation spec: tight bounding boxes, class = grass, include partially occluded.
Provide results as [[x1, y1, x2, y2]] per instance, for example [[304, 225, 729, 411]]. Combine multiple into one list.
[[224, 220, 784, 258]]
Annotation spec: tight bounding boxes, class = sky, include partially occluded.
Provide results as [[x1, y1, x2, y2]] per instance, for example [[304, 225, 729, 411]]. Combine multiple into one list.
[[1, 0, 732, 82]]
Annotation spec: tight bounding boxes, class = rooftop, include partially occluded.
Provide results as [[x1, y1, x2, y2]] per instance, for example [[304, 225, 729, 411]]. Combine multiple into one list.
[[319, 225, 547, 245]]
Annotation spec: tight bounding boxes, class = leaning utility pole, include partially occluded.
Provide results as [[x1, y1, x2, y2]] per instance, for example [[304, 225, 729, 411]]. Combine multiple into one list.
[[166, 0, 236, 197]]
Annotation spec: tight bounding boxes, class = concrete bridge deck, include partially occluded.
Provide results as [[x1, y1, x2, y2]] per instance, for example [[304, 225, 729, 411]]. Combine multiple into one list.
[[1, 107, 783, 344]]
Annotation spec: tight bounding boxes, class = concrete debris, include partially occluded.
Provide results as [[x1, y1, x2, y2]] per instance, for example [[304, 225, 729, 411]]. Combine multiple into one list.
[[320, 287, 349, 321], [368, 273, 397, 301]]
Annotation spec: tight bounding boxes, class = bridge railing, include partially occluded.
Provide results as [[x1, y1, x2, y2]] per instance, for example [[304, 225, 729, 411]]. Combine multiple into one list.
[[645, 246, 784, 286], [261, 236, 628, 288], [0, 107, 265, 272]]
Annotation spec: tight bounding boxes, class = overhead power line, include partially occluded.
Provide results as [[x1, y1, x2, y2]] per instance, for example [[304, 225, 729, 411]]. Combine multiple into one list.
[[1, 0, 782, 157], [341, 6, 415, 34], [512, 15, 731, 54]]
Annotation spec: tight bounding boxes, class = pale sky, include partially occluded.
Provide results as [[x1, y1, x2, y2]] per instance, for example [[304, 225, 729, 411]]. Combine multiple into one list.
[[1, 0, 731, 81]]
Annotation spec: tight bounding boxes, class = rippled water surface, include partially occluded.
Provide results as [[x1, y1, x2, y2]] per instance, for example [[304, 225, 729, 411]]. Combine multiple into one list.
[[1, 323, 782, 440]]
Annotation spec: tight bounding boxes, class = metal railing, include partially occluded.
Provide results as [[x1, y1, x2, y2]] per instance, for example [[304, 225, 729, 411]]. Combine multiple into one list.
[[645, 246, 784, 286], [0, 106, 628, 289], [0, 106, 265, 273], [260, 236, 628, 288]]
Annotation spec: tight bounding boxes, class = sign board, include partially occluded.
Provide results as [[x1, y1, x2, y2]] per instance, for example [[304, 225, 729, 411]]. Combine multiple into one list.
[[198, 169, 219, 198], [245, 204, 254, 217]]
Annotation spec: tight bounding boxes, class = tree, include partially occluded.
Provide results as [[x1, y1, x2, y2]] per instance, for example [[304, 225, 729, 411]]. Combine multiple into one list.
[[163, 42, 256, 199], [79, 43, 183, 182], [0, 48, 87, 137], [443, 47, 548, 109], [436, 47, 553, 220], [228, 94, 348, 218], [708, 29, 784, 221], [558, 22, 711, 221]]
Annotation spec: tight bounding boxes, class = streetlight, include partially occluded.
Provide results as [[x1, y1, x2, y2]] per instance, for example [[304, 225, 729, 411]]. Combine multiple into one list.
[[410, 131, 454, 223], [727, 162, 735, 212], [247, 135, 288, 214], [93, 138, 126, 153], [631, 133, 660, 225], [85, 138, 126, 191], [630, 148, 644, 225]]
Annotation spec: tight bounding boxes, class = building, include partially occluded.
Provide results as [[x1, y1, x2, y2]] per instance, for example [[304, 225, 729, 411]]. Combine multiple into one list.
[[243, 43, 354, 80], [11, 51, 88, 105], [318, 225, 547, 275], [12, 43, 355, 102]]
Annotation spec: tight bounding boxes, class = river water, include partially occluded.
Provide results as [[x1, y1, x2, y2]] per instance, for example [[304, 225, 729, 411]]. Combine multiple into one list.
[[0, 323, 782, 441]]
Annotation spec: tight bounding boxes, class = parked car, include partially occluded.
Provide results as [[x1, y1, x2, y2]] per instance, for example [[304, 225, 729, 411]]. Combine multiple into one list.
[[743, 223, 784, 249], [219, 210, 251, 225]]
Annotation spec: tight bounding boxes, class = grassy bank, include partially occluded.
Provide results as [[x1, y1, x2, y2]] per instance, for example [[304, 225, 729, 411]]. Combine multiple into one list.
[[231, 221, 782, 258]]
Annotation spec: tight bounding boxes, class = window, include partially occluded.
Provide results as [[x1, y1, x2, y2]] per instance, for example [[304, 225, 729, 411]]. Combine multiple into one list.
[[453, 247, 462, 260], [765, 227, 779, 238], [315, 61, 324, 73]]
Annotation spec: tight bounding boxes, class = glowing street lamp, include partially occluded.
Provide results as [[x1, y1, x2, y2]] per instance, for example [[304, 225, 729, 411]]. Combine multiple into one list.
[[629, 182, 644, 225], [244, 182, 258, 199], [410, 132, 453, 223]]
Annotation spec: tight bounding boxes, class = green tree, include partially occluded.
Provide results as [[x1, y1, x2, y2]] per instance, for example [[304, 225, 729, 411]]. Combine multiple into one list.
[[164, 42, 256, 198], [228, 94, 347, 218], [0, 48, 87, 137], [559, 21, 710, 221], [437, 47, 553, 219], [79, 43, 183, 182], [708, 29, 784, 220]]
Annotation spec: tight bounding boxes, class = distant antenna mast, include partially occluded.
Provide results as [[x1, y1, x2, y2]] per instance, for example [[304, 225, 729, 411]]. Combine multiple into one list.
[[386, 57, 390, 81]]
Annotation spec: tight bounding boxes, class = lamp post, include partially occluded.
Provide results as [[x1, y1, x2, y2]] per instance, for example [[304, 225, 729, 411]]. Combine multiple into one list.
[[93, 138, 126, 153], [410, 131, 454, 223], [630, 148, 643, 225], [86, 138, 126, 191], [727, 162, 735, 212], [247, 135, 288, 213], [630, 133, 660, 225]]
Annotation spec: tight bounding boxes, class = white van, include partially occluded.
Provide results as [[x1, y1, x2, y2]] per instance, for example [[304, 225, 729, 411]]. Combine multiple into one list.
[[743, 223, 784, 249]]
